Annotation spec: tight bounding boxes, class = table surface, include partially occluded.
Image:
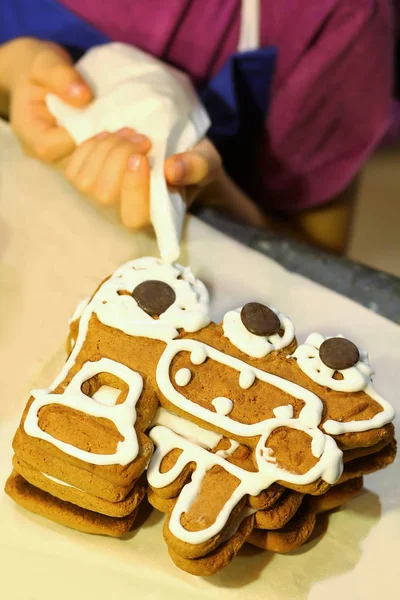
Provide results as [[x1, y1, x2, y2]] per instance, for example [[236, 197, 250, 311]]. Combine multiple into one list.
[[1, 120, 399, 600], [197, 208, 400, 325]]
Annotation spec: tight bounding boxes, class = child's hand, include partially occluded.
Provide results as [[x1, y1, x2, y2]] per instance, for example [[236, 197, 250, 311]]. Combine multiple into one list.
[[8, 38, 92, 162], [164, 138, 222, 205], [65, 129, 152, 228]]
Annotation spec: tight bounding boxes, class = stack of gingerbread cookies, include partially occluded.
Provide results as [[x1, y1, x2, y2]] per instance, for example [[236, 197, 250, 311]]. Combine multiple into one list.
[[5, 257, 396, 575]]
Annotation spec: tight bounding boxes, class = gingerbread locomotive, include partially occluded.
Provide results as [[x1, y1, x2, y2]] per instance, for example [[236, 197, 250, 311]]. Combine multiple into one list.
[[5, 257, 396, 575]]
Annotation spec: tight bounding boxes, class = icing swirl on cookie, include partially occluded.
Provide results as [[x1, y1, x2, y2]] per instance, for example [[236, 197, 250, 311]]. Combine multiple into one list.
[[289, 333, 395, 435], [290, 333, 373, 392], [50, 257, 210, 391], [222, 305, 295, 358], [157, 339, 324, 433], [148, 422, 342, 545], [26, 358, 143, 466]]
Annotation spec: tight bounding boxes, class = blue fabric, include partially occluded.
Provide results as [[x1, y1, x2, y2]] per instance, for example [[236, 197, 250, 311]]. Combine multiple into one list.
[[0, 0, 109, 60], [199, 46, 277, 198]]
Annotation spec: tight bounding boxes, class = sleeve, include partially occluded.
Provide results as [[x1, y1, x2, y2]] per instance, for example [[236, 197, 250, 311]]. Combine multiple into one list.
[[260, 0, 393, 214]]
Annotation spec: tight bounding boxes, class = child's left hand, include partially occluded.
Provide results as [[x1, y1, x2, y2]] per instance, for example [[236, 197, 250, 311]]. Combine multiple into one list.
[[164, 138, 222, 206]]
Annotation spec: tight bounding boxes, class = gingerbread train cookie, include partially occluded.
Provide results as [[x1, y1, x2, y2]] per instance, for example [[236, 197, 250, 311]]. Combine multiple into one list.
[[5, 257, 396, 575]]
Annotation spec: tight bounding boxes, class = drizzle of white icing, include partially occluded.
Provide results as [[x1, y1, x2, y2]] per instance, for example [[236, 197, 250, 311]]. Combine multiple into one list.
[[222, 306, 295, 358], [239, 369, 256, 390], [151, 407, 222, 449], [261, 447, 276, 463], [41, 472, 82, 491], [272, 405, 294, 420], [290, 333, 395, 433], [212, 397, 233, 416], [175, 368, 192, 387], [68, 296, 90, 324], [215, 439, 240, 458], [92, 385, 121, 407], [26, 358, 143, 466], [190, 346, 208, 365], [148, 423, 342, 545], [156, 339, 324, 435], [49, 257, 210, 392], [323, 383, 395, 434], [290, 333, 373, 392], [152, 408, 240, 459]]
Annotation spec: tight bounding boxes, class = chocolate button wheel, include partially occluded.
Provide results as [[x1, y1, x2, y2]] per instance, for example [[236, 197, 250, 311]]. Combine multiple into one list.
[[319, 338, 360, 370], [240, 302, 280, 336], [132, 280, 176, 316]]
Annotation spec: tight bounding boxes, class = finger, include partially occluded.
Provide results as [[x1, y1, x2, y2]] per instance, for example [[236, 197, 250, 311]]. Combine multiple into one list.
[[31, 43, 92, 106], [65, 134, 106, 183], [120, 155, 150, 229], [33, 127, 76, 162], [11, 83, 75, 162], [164, 139, 221, 187], [65, 132, 119, 194], [65, 129, 150, 197], [93, 137, 149, 205]]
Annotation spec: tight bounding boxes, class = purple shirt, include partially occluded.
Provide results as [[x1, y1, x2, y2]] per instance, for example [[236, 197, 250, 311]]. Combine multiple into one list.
[[60, 0, 393, 213]]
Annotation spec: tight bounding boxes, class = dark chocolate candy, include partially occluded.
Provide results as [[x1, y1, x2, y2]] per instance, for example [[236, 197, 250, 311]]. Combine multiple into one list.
[[132, 280, 176, 316], [319, 338, 360, 370], [240, 303, 280, 337]]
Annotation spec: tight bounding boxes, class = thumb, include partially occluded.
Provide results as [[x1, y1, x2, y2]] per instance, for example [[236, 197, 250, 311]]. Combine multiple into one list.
[[32, 43, 92, 107]]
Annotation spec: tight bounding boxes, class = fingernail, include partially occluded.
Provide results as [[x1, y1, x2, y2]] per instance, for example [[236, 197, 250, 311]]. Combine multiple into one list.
[[116, 127, 135, 137], [130, 133, 148, 145], [94, 131, 109, 140], [66, 81, 87, 97], [128, 155, 142, 171], [172, 157, 185, 182]]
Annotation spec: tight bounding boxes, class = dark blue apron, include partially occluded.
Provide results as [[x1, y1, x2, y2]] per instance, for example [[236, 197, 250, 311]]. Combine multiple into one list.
[[1, 0, 276, 198]]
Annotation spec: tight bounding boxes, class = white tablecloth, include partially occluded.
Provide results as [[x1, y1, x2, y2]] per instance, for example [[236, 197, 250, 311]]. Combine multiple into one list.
[[0, 120, 399, 599]]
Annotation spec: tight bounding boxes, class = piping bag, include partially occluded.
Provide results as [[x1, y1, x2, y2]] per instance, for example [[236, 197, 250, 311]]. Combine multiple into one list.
[[46, 43, 210, 263]]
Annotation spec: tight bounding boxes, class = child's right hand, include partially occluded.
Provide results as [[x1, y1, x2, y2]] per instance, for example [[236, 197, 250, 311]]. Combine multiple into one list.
[[6, 38, 92, 162], [65, 129, 152, 229]]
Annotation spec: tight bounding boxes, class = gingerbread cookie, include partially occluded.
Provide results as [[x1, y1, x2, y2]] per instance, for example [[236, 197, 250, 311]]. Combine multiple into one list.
[[4, 257, 396, 575], [6, 258, 211, 536]]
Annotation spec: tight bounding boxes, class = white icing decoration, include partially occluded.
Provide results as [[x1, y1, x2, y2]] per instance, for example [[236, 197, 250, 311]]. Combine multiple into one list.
[[148, 422, 342, 545], [212, 397, 233, 416], [92, 385, 121, 406], [261, 447, 276, 463], [239, 369, 256, 389], [46, 257, 210, 392], [175, 368, 192, 387], [222, 306, 295, 358], [156, 339, 324, 434], [68, 296, 90, 324], [150, 332, 397, 545], [219, 505, 256, 543], [190, 346, 208, 365], [272, 405, 293, 420], [26, 358, 143, 466], [323, 383, 395, 435], [290, 333, 373, 392], [290, 333, 395, 433], [215, 439, 240, 458], [41, 472, 82, 491], [152, 407, 222, 450]]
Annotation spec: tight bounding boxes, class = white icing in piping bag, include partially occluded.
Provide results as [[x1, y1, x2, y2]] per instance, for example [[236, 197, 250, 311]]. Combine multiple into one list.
[[46, 43, 210, 262]]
